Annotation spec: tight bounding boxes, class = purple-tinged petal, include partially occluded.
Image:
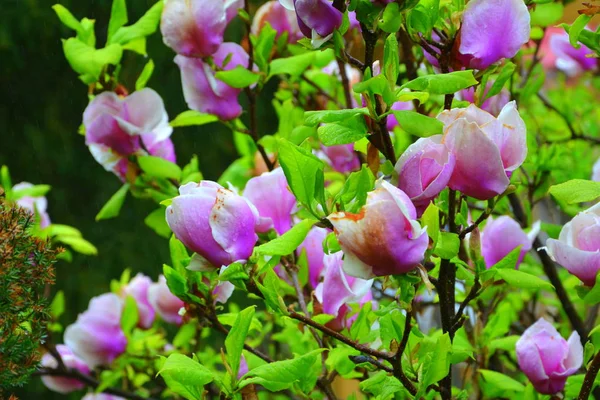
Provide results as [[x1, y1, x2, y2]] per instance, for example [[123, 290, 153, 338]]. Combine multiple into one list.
[[41, 345, 89, 393], [148, 275, 185, 325], [481, 216, 531, 269], [121, 273, 156, 329], [297, 226, 329, 288]]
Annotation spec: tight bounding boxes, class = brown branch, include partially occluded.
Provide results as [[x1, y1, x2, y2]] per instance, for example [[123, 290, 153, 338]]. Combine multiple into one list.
[[301, 74, 345, 109], [578, 350, 600, 400], [336, 59, 354, 109], [391, 310, 418, 396]]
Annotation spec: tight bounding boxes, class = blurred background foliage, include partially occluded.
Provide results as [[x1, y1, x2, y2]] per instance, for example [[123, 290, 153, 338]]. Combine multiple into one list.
[[0, 0, 590, 398], [1, 1, 275, 398]]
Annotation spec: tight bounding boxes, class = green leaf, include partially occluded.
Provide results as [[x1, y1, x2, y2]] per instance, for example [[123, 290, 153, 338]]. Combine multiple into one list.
[[317, 117, 368, 146], [52, 4, 83, 32], [135, 59, 154, 90], [163, 264, 189, 300], [269, 52, 316, 77], [215, 66, 260, 89], [549, 179, 600, 204], [383, 33, 400, 85], [379, 3, 402, 33], [496, 269, 553, 290], [158, 354, 214, 400], [353, 74, 396, 105], [400, 70, 477, 94], [50, 291, 65, 319], [225, 306, 255, 379], [255, 219, 317, 256], [239, 349, 324, 392], [1, 165, 12, 199], [568, 15, 592, 48], [144, 208, 171, 238], [530, 2, 563, 27], [417, 333, 451, 397], [107, 0, 128, 42], [96, 184, 129, 221], [138, 155, 182, 180], [169, 236, 189, 273], [218, 313, 263, 332], [62, 38, 123, 84], [219, 262, 249, 282], [334, 165, 375, 213], [253, 23, 277, 72], [121, 295, 139, 337], [582, 274, 600, 305], [277, 139, 327, 216], [56, 236, 98, 255], [11, 184, 51, 200], [304, 108, 370, 126], [486, 62, 516, 100], [170, 110, 219, 127], [109, 1, 163, 45], [391, 110, 443, 137], [434, 232, 460, 259], [407, 0, 440, 36], [360, 370, 403, 398], [421, 202, 440, 246], [479, 369, 525, 393]]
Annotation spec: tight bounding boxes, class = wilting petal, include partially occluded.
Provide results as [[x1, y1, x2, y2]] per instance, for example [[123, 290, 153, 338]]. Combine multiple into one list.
[[459, 0, 530, 70]]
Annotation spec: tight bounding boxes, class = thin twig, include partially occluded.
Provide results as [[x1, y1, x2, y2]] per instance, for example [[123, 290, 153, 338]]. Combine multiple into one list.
[[301, 74, 345, 109], [391, 311, 418, 396], [537, 93, 600, 145], [578, 350, 600, 400], [336, 58, 354, 109]]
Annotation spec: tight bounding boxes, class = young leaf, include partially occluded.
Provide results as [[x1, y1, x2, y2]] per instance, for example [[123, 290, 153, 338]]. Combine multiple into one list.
[[62, 39, 123, 84], [486, 62, 516, 99], [108, 1, 163, 45], [269, 52, 316, 77], [479, 369, 525, 393], [379, 3, 402, 33], [225, 306, 255, 380], [434, 232, 460, 259], [121, 295, 139, 337], [215, 66, 260, 89], [50, 291, 65, 320], [11, 184, 51, 200], [399, 70, 477, 94], [567, 15, 592, 48], [238, 349, 324, 392], [383, 33, 400, 84], [496, 269, 553, 291], [304, 108, 370, 126], [334, 165, 375, 213], [107, 0, 128, 42], [96, 184, 130, 221], [549, 179, 600, 204], [317, 118, 368, 146], [255, 218, 317, 256], [421, 202, 440, 246], [170, 110, 219, 127], [52, 4, 83, 33], [158, 354, 214, 400], [144, 208, 171, 238], [391, 110, 443, 137], [138, 155, 182, 180], [135, 59, 154, 90]]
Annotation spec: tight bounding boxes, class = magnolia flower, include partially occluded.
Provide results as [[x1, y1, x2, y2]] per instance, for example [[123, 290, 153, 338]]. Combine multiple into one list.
[[83, 89, 175, 180], [121, 273, 155, 329], [456, 84, 510, 116], [541, 27, 597, 77], [279, 0, 343, 47], [161, 0, 243, 57], [395, 135, 455, 215], [251, 1, 303, 43], [545, 203, 600, 286], [244, 167, 296, 235], [481, 216, 540, 269], [320, 144, 361, 174], [148, 275, 185, 325], [516, 318, 582, 394], [64, 293, 127, 368], [40, 345, 89, 393], [12, 182, 51, 228], [166, 181, 260, 270], [175, 42, 249, 121], [437, 101, 527, 200], [458, 0, 530, 70], [315, 251, 374, 331], [328, 180, 428, 279], [297, 226, 329, 288]]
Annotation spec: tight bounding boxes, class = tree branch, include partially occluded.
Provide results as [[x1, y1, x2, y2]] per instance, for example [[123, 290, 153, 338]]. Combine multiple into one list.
[[578, 350, 600, 400]]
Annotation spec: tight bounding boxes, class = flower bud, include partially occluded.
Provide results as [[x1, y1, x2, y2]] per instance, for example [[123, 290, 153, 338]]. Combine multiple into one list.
[[175, 43, 249, 121], [395, 135, 455, 215], [516, 318, 582, 394], [12, 182, 51, 228], [64, 293, 127, 368], [458, 0, 530, 70], [279, 0, 342, 47], [244, 167, 296, 235], [545, 203, 600, 286], [314, 251, 373, 331], [251, 1, 302, 43], [83, 89, 175, 180], [320, 144, 361, 174], [297, 226, 329, 288], [166, 181, 260, 270], [120, 273, 155, 329], [161, 0, 226, 57], [148, 275, 185, 325], [40, 345, 90, 393], [481, 216, 539, 269], [437, 101, 527, 200], [328, 180, 428, 279]]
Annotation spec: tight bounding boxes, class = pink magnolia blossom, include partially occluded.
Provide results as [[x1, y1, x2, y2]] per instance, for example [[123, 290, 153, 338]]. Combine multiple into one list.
[[148, 275, 185, 325], [320, 144, 361, 174], [541, 27, 597, 77], [121, 273, 155, 329], [437, 101, 527, 200], [251, 1, 303, 43], [328, 180, 428, 279], [12, 182, 51, 228], [279, 0, 342, 47], [481, 216, 540, 269], [545, 202, 600, 286], [166, 181, 260, 270], [64, 293, 127, 368], [297, 226, 329, 288], [40, 345, 89, 393], [456, 83, 510, 116], [516, 318, 582, 394]]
